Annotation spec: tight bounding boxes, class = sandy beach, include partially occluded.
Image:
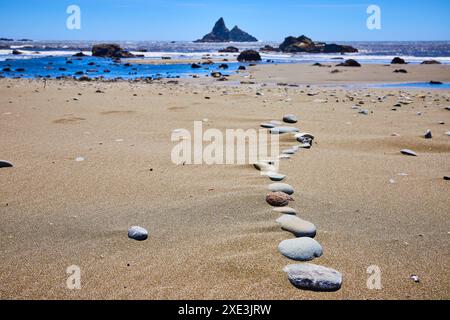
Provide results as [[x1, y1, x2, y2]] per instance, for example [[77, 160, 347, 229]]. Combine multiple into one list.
[[0, 64, 449, 299]]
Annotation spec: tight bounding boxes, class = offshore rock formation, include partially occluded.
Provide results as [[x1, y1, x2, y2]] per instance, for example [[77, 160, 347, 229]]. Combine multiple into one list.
[[279, 35, 358, 54], [195, 18, 258, 42], [92, 43, 135, 58]]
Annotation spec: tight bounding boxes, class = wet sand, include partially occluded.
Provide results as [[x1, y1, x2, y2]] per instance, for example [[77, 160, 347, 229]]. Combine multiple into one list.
[[0, 64, 449, 299]]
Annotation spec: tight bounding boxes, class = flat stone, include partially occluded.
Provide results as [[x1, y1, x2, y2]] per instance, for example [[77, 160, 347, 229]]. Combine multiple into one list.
[[296, 143, 311, 149], [128, 226, 148, 241], [283, 114, 298, 124], [278, 237, 322, 261], [270, 126, 299, 134], [253, 161, 276, 172], [282, 148, 296, 155], [273, 207, 297, 215], [358, 109, 369, 115], [260, 122, 276, 128], [266, 172, 286, 181], [0, 160, 13, 168], [266, 192, 293, 207], [401, 149, 418, 156], [283, 263, 342, 292], [268, 183, 294, 195], [276, 215, 317, 238]]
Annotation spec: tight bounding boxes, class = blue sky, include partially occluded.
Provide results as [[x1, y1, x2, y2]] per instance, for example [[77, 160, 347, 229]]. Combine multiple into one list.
[[0, 0, 449, 41]]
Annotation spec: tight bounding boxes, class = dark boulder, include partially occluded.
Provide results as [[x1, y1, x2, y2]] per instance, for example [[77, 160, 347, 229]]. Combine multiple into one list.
[[219, 46, 239, 53], [336, 59, 361, 67], [394, 69, 408, 73], [237, 50, 262, 62], [238, 65, 246, 71], [92, 43, 135, 58], [218, 63, 229, 69], [73, 52, 86, 57], [191, 63, 201, 69], [12, 50, 23, 55], [391, 57, 406, 64], [78, 75, 91, 81], [430, 81, 443, 85]]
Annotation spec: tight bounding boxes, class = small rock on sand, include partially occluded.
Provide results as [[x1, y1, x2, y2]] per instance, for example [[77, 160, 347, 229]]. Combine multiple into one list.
[[268, 183, 294, 195], [253, 161, 276, 172], [128, 226, 148, 241], [260, 122, 276, 128], [283, 114, 298, 124], [266, 172, 286, 182], [0, 160, 13, 168], [276, 215, 317, 238], [401, 149, 418, 157], [266, 192, 293, 207], [273, 207, 297, 215], [270, 126, 299, 134], [424, 130, 432, 139], [278, 237, 322, 261], [283, 263, 342, 291]]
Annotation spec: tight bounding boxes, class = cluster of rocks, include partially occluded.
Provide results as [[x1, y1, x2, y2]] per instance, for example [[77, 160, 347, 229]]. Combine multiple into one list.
[[253, 114, 343, 292]]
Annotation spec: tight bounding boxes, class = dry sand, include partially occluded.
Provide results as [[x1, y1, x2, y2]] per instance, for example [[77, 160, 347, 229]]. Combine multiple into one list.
[[0, 64, 449, 299]]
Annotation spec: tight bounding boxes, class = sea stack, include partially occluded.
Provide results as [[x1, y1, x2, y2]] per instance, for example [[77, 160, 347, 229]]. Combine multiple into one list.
[[195, 17, 258, 42]]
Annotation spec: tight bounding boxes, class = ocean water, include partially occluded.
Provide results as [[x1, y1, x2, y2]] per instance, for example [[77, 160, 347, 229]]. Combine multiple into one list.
[[370, 82, 450, 90], [0, 40, 449, 80]]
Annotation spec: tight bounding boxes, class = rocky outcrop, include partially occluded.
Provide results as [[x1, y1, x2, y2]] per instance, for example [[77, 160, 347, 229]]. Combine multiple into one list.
[[195, 18, 258, 42], [421, 60, 441, 65], [260, 45, 280, 52], [279, 35, 358, 54], [219, 46, 239, 53], [91, 43, 135, 58], [237, 50, 262, 62]]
